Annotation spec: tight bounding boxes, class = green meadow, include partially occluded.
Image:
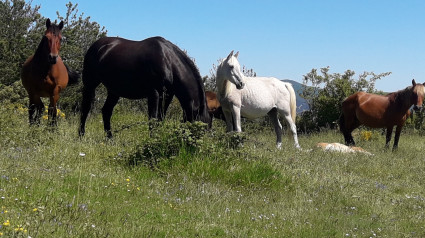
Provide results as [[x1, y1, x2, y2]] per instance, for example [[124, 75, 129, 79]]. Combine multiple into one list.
[[1, 103, 425, 237]]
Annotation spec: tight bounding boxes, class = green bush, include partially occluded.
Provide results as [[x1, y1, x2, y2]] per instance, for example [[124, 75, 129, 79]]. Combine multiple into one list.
[[127, 121, 208, 167], [0, 81, 27, 105]]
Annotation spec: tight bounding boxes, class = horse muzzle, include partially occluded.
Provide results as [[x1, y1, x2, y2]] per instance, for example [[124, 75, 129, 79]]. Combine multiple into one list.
[[236, 81, 245, 90], [48, 54, 58, 64], [413, 105, 423, 112]]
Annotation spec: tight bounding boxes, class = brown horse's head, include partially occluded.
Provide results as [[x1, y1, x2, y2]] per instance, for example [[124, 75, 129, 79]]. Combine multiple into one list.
[[411, 79, 425, 112], [45, 19, 64, 64]]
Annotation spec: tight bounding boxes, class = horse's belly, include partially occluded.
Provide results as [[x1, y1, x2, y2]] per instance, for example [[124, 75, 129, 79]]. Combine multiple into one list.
[[356, 111, 392, 128], [105, 83, 149, 99], [240, 104, 273, 119]]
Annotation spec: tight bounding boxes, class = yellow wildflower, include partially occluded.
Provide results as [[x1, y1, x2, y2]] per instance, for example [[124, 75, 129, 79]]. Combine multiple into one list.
[[33, 208, 38, 212], [361, 130, 372, 141], [126, 178, 130, 182], [3, 220, 10, 226]]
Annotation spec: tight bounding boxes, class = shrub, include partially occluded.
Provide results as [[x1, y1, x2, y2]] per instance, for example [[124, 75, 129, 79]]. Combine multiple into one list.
[[127, 121, 208, 167]]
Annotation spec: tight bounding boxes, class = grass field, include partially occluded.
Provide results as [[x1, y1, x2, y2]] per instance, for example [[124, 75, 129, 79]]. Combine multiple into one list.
[[1, 104, 425, 237]]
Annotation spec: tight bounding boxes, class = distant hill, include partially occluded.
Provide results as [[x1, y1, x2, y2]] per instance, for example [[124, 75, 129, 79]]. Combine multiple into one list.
[[282, 79, 309, 113]]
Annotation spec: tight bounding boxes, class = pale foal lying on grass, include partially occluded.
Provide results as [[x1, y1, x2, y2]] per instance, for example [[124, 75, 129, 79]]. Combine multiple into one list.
[[316, 142, 373, 156]]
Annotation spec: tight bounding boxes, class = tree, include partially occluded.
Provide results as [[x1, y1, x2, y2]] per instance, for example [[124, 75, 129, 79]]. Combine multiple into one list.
[[0, 1, 107, 110], [56, 2, 107, 74], [0, 0, 44, 85], [299, 67, 391, 132]]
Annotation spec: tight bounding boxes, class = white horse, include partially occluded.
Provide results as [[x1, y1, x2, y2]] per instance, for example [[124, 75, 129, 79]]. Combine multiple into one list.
[[216, 51, 300, 149]]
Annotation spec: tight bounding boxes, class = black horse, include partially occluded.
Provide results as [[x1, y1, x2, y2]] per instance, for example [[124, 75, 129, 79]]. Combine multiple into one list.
[[79, 36, 210, 137]]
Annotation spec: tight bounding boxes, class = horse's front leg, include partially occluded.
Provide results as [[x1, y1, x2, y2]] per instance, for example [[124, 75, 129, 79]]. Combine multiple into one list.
[[385, 126, 393, 149], [231, 105, 242, 132], [158, 91, 174, 121], [48, 92, 60, 126], [393, 125, 403, 150], [222, 109, 234, 132], [28, 95, 44, 125], [148, 90, 160, 120]]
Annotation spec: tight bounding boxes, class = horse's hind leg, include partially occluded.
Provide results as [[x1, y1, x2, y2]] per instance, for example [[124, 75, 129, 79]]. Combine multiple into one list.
[[339, 113, 357, 146], [102, 93, 119, 138], [79, 85, 96, 137], [268, 108, 283, 149], [279, 109, 301, 149]]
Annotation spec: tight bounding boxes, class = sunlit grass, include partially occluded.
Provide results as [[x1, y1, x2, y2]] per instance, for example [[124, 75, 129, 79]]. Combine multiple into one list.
[[1, 104, 425, 237]]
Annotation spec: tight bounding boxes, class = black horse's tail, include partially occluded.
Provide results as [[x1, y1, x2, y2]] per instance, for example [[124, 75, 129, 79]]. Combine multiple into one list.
[[65, 64, 80, 85]]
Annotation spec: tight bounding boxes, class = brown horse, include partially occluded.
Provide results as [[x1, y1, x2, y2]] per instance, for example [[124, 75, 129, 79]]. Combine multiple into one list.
[[205, 91, 224, 127], [21, 19, 78, 125], [339, 79, 425, 150]]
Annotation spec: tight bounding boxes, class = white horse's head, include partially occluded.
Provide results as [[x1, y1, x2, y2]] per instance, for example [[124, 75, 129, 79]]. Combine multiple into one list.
[[217, 50, 245, 90]]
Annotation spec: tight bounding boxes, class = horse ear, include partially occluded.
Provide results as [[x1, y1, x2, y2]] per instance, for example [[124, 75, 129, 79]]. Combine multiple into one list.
[[46, 18, 51, 28], [226, 50, 234, 60], [58, 21, 64, 30], [412, 79, 416, 86], [234, 51, 239, 58]]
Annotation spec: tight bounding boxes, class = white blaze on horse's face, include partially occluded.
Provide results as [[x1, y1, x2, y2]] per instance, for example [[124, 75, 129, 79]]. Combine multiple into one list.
[[224, 51, 245, 90]]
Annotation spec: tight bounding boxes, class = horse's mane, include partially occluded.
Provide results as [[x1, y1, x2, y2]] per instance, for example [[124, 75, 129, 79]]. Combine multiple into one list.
[[160, 37, 202, 82], [387, 86, 414, 105], [156, 37, 208, 118], [34, 36, 48, 57]]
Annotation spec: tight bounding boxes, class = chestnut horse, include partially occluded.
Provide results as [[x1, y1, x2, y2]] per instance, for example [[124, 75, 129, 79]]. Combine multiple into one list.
[[79, 36, 210, 137], [205, 91, 224, 127], [21, 19, 79, 125], [339, 79, 425, 150]]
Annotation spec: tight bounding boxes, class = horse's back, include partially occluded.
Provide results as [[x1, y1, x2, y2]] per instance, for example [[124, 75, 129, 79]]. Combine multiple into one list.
[[83, 37, 173, 98], [239, 77, 292, 118], [82, 36, 209, 122], [343, 91, 394, 127]]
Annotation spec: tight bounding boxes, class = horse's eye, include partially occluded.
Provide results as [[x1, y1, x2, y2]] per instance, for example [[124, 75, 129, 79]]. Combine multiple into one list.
[[229, 66, 234, 69]]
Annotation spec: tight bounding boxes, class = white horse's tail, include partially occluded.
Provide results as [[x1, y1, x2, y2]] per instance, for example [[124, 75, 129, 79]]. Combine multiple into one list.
[[285, 83, 297, 123]]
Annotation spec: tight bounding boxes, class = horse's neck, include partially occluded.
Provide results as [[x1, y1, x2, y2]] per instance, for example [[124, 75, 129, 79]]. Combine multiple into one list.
[[216, 75, 237, 99], [391, 88, 414, 110], [31, 37, 51, 73]]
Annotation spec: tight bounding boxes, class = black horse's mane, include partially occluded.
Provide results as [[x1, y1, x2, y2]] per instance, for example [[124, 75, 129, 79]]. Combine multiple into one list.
[[166, 39, 202, 82]]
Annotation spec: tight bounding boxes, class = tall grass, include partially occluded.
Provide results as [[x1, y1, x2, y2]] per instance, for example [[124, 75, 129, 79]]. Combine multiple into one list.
[[1, 104, 425, 237]]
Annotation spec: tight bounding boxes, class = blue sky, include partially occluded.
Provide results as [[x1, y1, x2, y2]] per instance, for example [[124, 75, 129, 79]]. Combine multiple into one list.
[[31, 0, 425, 92]]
